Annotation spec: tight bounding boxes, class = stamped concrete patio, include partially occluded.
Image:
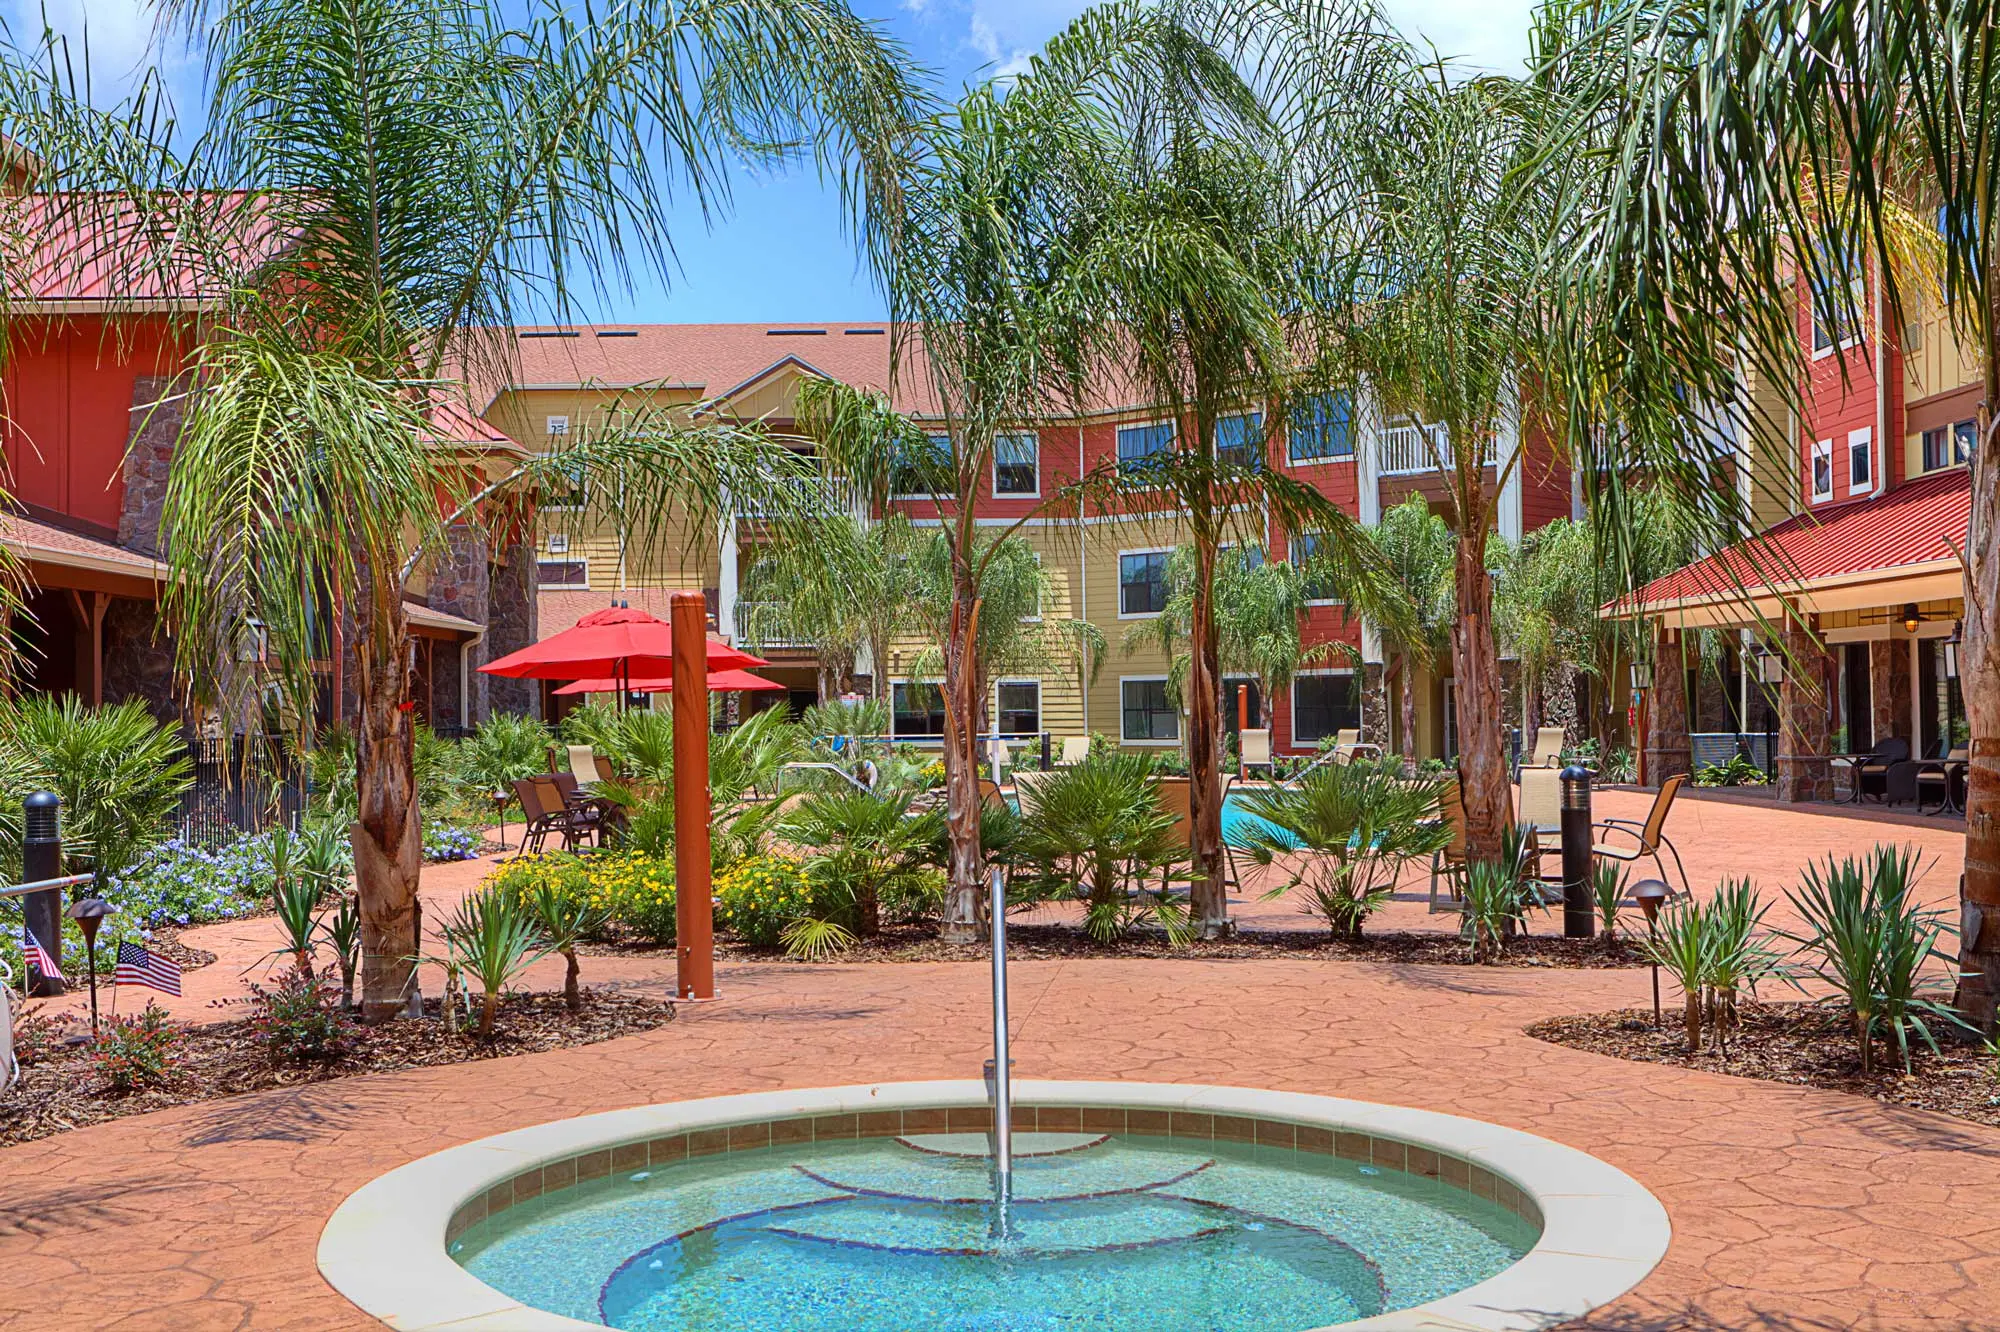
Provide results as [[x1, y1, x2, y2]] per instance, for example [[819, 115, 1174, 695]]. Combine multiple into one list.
[[0, 790, 1986, 1330]]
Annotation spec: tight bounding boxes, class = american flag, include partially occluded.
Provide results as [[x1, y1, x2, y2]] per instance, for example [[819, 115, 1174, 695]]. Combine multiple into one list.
[[21, 928, 59, 982], [114, 941, 182, 997]]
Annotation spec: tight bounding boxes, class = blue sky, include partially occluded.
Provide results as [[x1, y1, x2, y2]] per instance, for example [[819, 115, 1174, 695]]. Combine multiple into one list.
[[5, 0, 1541, 324]]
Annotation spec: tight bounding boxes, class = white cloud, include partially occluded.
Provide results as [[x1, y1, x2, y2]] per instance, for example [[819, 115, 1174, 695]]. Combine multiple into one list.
[[4, 0, 167, 90]]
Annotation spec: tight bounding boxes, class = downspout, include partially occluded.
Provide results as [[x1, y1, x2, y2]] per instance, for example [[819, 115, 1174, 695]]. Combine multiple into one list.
[[1875, 268, 1889, 494], [1077, 424, 1088, 737]]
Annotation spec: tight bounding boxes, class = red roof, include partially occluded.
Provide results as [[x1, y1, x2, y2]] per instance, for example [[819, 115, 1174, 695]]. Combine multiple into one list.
[[538, 588, 691, 638], [0, 510, 159, 575], [2, 192, 293, 306], [1618, 468, 1970, 613]]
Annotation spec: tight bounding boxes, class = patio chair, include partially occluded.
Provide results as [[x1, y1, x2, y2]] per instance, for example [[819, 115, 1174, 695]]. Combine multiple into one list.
[[1519, 727, 1565, 777], [978, 776, 1007, 809], [1428, 779, 1469, 913], [1915, 744, 1971, 816], [1154, 775, 1241, 896], [1591, 773, 1690, 895], [1332, 728, 1385, 765], [513, 777, 584, 855], [567, 744, 604, 789], [1011, 768, 1056, 811], [1056, 735, 1091, 767], [1516, 766, 1564, 883], [546, 772, 609, 846], [1239, 728, 1274, 778], [1831, 736, 1909, 804]]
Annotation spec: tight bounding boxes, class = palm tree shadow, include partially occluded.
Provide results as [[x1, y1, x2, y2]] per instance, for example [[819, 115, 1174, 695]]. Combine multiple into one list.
[[1558, 1298, 1851, 1330], [180, 1079, 391, 1147], [0, 1177, 183, 1238]]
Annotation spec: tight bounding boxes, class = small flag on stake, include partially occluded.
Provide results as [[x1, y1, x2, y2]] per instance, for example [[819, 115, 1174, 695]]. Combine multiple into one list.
[[21, 929, 59, 983], [114, 941, 181, 998]]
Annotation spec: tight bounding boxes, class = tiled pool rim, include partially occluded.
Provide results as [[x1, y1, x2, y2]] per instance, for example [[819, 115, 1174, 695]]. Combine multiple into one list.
[[318, 1080, 1670, 1332]]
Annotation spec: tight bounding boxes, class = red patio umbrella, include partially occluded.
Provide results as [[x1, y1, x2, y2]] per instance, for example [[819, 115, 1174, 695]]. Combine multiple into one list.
[[480, 604, 767, 699], [551, 669, 786, 697]]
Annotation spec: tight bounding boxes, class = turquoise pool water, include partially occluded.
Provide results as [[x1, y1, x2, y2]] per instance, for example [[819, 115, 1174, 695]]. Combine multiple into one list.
[[457, 1131, 1536, 1331]]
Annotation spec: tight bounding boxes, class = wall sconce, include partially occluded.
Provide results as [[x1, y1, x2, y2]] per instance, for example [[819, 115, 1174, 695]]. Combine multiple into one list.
[[1631, 659, 1653, 690], [1754, 644, 1785, 686], [1945, 620, 1962, 680], [1903, 602, 1922, 634]]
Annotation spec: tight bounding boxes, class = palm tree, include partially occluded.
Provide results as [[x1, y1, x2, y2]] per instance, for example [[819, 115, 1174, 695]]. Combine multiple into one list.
[[1494, 519, 1598, 748], [1540, 0, 2000, 1026], [740, 512, 923, 702], [1368, 495, 1454, 770], [54, 0, 921, 1020]]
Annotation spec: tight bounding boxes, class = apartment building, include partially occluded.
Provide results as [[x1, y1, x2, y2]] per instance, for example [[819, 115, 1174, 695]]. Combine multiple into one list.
[[1620, 261, 1975, 799], [484, 323, 1576, 757]]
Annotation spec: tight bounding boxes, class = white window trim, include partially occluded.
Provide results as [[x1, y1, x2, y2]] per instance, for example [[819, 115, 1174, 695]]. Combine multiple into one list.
[[536, 556, 589, 590], [1290, 667, 1359, 748], [1114, 418, 1176, 482], [1809, 276, 1866, 361], [1847, 426, 1874, 494], [888, 678, 948, 743], [992, 431, 1040, 499], [545, 533, 570, 554], [994, 678, 1043, 737], [1021, 550, 1044, 623], [1119, 674, 1181, 746], [891, 433, 957, 502], [1115, 545, 1175, 620], [1809, 438, 1834, 503]]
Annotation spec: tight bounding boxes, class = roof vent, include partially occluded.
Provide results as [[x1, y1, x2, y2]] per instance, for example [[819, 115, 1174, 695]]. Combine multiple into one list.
[[843, 328, 886, 336], [519, 329, 580, 339], [595, 330, 639, 338], [767, 328, 827, 336]]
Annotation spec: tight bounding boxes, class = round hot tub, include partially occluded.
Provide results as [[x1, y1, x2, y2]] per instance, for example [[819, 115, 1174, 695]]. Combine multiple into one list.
[[319, 1081, 1669, 1331]]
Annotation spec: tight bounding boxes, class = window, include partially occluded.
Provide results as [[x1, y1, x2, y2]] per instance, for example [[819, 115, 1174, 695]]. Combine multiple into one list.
[[1810, 261, 1865, 355], [1116, 421, 1174, 478], [1923, 419, 1976, 472], [537, 559, 588, 588], [1121, 677, 1179, 743], [997, 681, 1041, 736], [893, 433, 954, 497], [1119, 550, 1170, 616], [1848, 427, 1873, 492], [545, 414, 570, 437], [1292, 671, 1360, 745], [1214, 412, 1264, 470], [546, 533, 569, 554], [891, 682, 948, 737], [994, 432, 1038, 496], [1810, 439, 1833, 501], [540, 455, 586, 510], [1288, 392, 1353, 462], [1291, 532, 1341, 604]]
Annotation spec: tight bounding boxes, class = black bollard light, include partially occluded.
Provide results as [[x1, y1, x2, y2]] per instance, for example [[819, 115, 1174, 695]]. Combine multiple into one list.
[[64, 898, 116, 1037], [22, 792, 64, 997], [1559, 764, 1595, 939], [1040, 732, 1052, 772]]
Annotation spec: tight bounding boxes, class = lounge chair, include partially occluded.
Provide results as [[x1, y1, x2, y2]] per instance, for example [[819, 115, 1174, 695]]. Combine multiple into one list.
[[1590, 773, 1689, 895], [1056, 736, 1091, 767], [1012, 768, 1056, 810], [1239, 727, 1274, 778], [1831, 736, 1910, 804]]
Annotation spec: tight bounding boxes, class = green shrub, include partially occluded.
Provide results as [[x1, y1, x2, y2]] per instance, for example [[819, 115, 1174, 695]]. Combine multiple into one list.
[[1694, 754, 1767, 787], [0, 695, 193, 884], [93, 1003, 179, 1093], [248, 965, 355, 1064], [1013, 753, 1192, 944], [486, 852, 675, 944], [714, 853, 817, 947], [460, 712, 555, 793]]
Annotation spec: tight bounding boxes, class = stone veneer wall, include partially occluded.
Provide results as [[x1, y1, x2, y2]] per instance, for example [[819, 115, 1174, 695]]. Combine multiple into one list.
[[1777, 619, 1835, 802], [428, 525, 491, 726], [444, 1102, 1545, 1249], [1869, 637, 1912, 752], [117, 374, 189, 557], [483, 537, 539, 719], [1359, 662, 1389, 752], [101, 596, 177, 715]]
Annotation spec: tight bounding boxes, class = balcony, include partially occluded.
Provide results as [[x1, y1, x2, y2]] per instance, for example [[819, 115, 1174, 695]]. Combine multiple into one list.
[[1377, 422, 1497, 476], [733, 600, 816, 650], [733, 472, 862, 521]]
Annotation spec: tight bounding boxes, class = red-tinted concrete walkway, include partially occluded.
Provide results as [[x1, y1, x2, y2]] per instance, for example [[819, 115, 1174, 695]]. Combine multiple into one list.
[[0, 793, 1984, 1331]]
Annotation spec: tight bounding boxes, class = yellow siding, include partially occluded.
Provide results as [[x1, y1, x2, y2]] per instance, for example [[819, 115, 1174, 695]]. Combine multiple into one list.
[[1903, 294, 1983, 405]]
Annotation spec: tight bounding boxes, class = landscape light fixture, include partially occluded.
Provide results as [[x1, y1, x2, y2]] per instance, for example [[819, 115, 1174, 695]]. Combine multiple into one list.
[[1630, 879, 1672, 1028], [64, 896, 116, 1037]]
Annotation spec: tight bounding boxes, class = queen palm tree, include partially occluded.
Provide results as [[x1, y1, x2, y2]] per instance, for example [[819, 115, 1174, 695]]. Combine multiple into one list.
[[740, 511, 924, 703], [1539, 0, 2000, 1022], [1368, 495, 1454, 769], [16, 0, 922, 1020]]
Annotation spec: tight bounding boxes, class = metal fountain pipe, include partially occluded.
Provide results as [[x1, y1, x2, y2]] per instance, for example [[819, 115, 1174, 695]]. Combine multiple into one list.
[[989, 867, 1013, 1216]]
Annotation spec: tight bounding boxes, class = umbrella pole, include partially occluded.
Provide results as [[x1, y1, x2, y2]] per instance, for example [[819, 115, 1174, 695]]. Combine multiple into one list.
[[670, 592, 715, 1001]]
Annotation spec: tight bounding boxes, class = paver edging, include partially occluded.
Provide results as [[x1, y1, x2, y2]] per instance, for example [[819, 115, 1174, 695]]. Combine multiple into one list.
[[318, 1079, 1670, 1332]]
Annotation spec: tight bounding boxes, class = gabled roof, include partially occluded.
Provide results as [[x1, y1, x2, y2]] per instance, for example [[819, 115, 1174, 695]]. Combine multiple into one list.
[[425, 394, 523, 454], [1612, 468, 1970, 621]]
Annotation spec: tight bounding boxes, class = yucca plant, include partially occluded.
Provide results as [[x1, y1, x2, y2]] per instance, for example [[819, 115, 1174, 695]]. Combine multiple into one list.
[[1013, 754, 1193, 945], [1459, 857, 1524, 964], [263, 828, 322, 976], [1592, 861, 1626, 948], [1231, 763, 1451, 941], [1641, 898, 1712, 1054], [1704, 878, 1782, 1050], [442, 888, 552, 1040], [320, 892, 362, 1012], [523, 877, 610, 1013]]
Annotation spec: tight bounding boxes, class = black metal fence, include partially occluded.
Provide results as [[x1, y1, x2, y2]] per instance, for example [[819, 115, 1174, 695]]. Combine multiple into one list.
[[176, 733, 306, 847]]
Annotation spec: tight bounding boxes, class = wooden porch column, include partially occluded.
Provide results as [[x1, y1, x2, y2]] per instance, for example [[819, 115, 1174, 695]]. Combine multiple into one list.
[[65, 590, 110, 706]]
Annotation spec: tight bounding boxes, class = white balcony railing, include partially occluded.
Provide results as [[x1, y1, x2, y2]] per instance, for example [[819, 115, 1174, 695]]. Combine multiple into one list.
[[733, 472, 861, 520], [733, 600, 816, 650], [1376, 422, 1498, 476]]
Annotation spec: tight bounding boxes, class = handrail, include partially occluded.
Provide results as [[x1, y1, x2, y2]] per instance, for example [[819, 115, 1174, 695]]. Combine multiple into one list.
[[0, 873, 94, 899]]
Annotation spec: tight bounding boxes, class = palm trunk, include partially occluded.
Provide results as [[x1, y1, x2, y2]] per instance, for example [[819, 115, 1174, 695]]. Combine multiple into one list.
[[1453, 526, 1508, 862], [563, 947, 581, 1013], [353, 594, 424, 1024], [1955, 324, 2000, 1034], [1185, 538, 1228, 938], [1684, 990, 1702, 1054], [939, 583, 984, 942], [480, 987, 498, 1040], [1399, 652, 1419, 775]]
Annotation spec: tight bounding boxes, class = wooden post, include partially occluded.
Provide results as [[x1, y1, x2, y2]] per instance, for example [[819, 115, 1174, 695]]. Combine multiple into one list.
[[671, 591, 715, 1000], [1236, 684, 1248, 780]]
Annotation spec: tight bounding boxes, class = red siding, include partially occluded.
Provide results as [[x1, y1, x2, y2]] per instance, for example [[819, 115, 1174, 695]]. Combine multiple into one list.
[[1797, 270, 1899, 508], [1519, 419, 1572, 532], [3, 316, 181, 532]]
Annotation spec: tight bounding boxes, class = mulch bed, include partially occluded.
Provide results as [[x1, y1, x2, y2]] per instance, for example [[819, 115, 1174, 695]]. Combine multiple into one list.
[[147, 928, 218, 973], [1529, 1001, 2000, 1129], [582, 924, 1645, 968], [0, 990, 674, 1147]]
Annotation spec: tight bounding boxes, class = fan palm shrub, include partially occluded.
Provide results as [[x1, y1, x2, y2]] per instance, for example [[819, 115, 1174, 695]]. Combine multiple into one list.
[[1013, 753, 1193, 944], [780, 788, 943, 944], [1229, 763, 1450, 942], [458, 713, 552, 799], [0, 695, 193, 884], [599, 705, 803, 867]]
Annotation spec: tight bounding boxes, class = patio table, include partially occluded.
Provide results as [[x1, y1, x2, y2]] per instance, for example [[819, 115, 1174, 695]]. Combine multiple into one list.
[[1914, 758, 1969, 816]]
